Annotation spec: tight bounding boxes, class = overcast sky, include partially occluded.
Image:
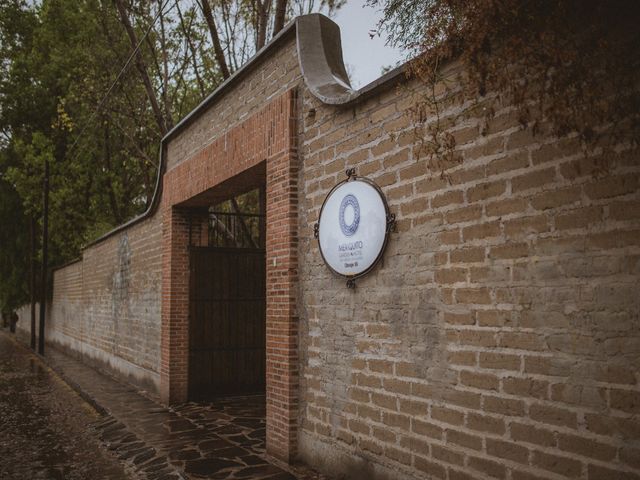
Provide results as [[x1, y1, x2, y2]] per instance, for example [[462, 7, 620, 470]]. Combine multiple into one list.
[[330, 1, 406, 88]]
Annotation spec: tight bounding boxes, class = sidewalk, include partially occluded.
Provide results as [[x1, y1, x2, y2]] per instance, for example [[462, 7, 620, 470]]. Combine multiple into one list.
[[37, 343, 326, 480]]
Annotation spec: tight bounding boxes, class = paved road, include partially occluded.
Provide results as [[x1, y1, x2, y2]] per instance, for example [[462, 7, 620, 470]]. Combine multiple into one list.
[[0, 331, 133, 480]]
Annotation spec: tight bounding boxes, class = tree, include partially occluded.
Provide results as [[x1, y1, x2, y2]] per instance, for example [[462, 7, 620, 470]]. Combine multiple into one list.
[[371, 0, 640, 167]]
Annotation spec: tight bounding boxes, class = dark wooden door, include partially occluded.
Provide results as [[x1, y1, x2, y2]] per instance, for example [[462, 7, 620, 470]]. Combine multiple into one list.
[[188, 246, 266, 400]]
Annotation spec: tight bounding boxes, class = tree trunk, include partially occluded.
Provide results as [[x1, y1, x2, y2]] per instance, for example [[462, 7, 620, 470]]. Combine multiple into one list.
[[199, 0, 231, 79], [256, 0, 269, 50], [29, 215, 36, 350], [114, 0, 168, 136], [273, 0, 287, 35], [158, 2, 174, 129]]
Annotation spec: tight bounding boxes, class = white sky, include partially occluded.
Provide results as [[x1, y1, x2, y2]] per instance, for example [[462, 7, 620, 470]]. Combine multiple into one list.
[[330, 1, 406, 88]]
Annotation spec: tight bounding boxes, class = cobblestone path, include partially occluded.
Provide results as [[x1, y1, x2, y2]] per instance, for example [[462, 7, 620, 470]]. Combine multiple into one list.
[[0, 331, 133, 480], [41, 338, 327, 480]]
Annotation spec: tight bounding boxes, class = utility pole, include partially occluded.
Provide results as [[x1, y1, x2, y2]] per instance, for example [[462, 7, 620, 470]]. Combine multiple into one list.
[[30, 216, 36, 350], [38, 159, 49, 355]]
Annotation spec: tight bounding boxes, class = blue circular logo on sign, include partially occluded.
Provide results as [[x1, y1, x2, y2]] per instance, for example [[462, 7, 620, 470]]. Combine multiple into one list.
[[339, 194, 360, 237]]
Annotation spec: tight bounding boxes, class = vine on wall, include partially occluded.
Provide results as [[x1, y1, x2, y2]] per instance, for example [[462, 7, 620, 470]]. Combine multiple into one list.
[[372, 0, 640, 174]]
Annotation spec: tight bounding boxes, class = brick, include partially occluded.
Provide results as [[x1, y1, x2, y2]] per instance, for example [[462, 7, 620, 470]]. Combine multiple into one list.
[[484, 395, 525, 416], [385, 445, 411, 465], [486, 197, 529, 217], [373, 426, 396, 443], [486, 438, 529, 464], [368, 359, 393, 374], [383, 412, 411, 430], [384, 378, 412, 396], [450, 246, 485, 263], [460, 370, 500, 391], [431, 444, 464, 465], [431, 406, 465, 426], [610, 388, 640, 414], [584, 174, 639, 200], [456, 329, 498, 347], [432, 190, 465, 208], [468, 180, 507, 202], [399, 398, 429, 417], [468, 456, 507, 479], [439, 229, 461, 245], [446, 429, 483, 450], [504, 215, 549, 237], [510, 422, 556, 447], [452, 125, 479, 146], [490, 243, 529, 259], [448, 350, 476, 366], [449, 165, 485, 185], [487, 152, 529, 176], [502, 377, 549, 399], [435, 268, 467, 284], [558, 433, 616, 461], [465, 136, 504, 159], [531, 137, 580, 164], [399, 434, 429, 455], [529, 403, 577, 428], [479, 352, 521, 371], [530, 186, 581, 210], [532, 450, 582, 477], [463, 221, 501, 241], [500, 332, 545, 351], [416, 176, 449, 194], [476, 310, 513, 327], [372, 392, 398, 411], [511, 168, 556, 192], [551, 384, 606, 409], [444, 311, 475, 325], [414, 456, 446, 479], [456, 288, 492, 304], [555, 206, 601, 230], [412, 418, 444, 439], [467, 412, 505, 434], [445, 205, 483, 223]]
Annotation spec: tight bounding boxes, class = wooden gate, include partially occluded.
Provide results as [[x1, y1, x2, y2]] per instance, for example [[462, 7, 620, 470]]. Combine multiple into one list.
[[189, 247, 266, 398], [187, 209, 266, 400]]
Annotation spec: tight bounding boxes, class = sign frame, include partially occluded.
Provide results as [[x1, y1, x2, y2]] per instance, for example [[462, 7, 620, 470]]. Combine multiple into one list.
[[314, 168, 396, 288]]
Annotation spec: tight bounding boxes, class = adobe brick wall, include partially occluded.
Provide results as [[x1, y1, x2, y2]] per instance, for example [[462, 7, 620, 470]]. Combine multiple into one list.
[[296, 61, 640, 480]]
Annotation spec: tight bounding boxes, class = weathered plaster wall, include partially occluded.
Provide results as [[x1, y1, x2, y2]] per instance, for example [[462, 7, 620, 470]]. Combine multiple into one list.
[[297, 61, 640, 480]]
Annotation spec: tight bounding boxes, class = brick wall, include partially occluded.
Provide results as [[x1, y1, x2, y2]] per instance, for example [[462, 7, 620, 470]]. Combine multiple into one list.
[[297, 61, 640, 480], [16, 214, 162, 393], [13, 18, 639, 479]]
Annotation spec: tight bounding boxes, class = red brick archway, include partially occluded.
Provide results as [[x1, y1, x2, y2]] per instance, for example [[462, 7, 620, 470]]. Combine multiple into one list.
[[160, 89, 299, 461]]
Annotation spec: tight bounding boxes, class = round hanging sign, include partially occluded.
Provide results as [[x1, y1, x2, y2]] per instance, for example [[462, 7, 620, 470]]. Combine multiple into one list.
[[315, 170, 395, 286]]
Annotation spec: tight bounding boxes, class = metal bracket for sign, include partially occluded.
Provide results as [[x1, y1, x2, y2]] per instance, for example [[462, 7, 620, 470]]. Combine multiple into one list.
[[386, 213, 397, 233], [315, 167, 397, 290]]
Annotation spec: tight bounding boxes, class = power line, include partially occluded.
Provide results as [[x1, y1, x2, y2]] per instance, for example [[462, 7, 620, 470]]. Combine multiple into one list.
[[66, 0, 175, 158]]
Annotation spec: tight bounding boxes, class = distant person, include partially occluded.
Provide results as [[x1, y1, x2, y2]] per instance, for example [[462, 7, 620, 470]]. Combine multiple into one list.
[[9, 311, 18, 333]]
